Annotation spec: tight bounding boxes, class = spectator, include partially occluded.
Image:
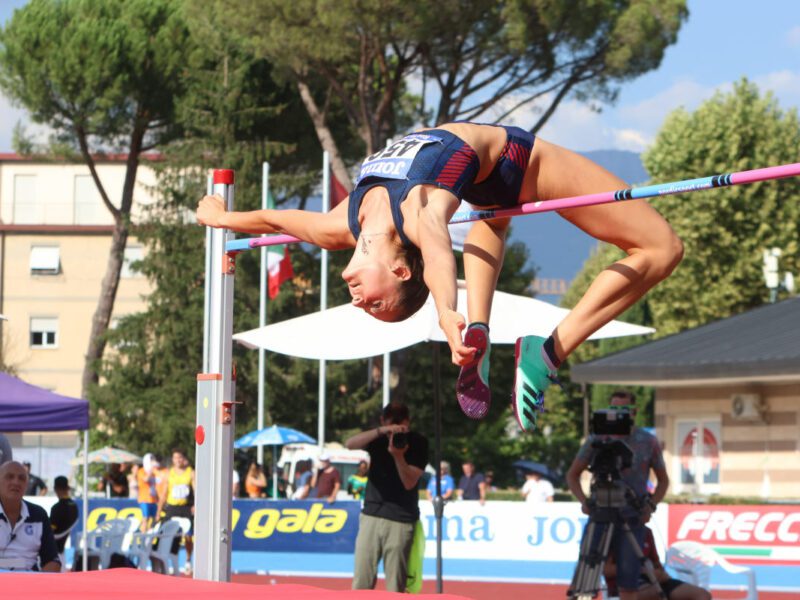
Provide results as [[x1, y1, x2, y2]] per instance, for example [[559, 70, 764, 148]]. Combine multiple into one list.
[[49, 476, 78, 562], [137, 453, 160, 532], [0, 433, 12, 466], [266, 467, 288, 499], [100, 463, 129, 498], [158, 448, 195, 576], [347, 461, 369, 500], [345, 401, 429, 592], [604, 526, 711, 600], [245, 462, 267, 498], [0, 461, 60, 571], [521, 471, 554, 503], [425, 461, 455, 501], [457, 460, 486, 504], [128, 464, 138, 499], [312, 453, 341, 503], [484, 470, 497, 493], [566, 390, 669, 600], [291, 460, 313, 500], [22, 462, 47, 496]]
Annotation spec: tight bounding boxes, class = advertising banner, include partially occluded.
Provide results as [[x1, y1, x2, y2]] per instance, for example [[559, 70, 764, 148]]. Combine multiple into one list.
[[668, 504, 800, 564], [418, 501, 669, 563], [70, 499, 361, 554]]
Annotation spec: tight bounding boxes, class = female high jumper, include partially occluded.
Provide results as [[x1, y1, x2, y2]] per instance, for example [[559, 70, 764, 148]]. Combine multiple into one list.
[[196, 121, 683, 431]]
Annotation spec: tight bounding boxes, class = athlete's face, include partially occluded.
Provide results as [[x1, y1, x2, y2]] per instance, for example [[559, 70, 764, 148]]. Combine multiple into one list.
[[172, 452, 187, 469], [342, 261, 403, 322]]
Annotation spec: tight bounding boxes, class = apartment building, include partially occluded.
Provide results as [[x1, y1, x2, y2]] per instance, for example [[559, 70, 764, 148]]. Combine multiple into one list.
[[0, 154, 158, 481]]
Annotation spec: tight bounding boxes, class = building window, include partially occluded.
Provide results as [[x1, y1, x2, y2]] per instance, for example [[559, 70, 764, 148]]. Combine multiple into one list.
[[674, 419, 721, 495], [30, 317, 58, 348], [121, 245, 144, 278], [12, 174, 39, 224], [73, 174, 107, 224], [29, 246, 61, 275]]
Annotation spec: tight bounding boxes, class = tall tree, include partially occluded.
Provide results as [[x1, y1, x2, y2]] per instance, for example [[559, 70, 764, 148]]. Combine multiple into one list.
[[643, 79, 800, 334], [91, 3, 361, 457], [217, 0, 687, 191], [0, 0, 193, 397]]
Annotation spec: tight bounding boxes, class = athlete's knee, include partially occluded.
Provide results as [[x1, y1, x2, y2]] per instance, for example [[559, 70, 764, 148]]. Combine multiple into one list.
[[650, 231, 684, 280]]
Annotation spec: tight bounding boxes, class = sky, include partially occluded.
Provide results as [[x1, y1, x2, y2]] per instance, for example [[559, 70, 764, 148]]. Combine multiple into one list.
[[1, 0, 799, 288]]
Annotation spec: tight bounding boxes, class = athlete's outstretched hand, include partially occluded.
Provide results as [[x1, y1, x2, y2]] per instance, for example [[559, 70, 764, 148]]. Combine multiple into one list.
[[439, 309, 476, 366], [196, 194, 226, 228]]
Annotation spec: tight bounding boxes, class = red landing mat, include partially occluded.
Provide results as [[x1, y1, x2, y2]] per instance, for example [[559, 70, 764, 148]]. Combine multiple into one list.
[[3, 568, 472, 599]]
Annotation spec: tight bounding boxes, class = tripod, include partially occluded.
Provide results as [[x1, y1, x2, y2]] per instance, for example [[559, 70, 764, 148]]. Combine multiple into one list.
[[567, 481, 664, 600]]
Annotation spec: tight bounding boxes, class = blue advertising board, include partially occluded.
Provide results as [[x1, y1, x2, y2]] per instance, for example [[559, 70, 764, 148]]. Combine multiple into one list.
[[70, 498, 361, 554]]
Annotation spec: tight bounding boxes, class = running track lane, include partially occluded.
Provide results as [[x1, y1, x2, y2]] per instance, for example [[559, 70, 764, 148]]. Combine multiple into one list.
[[232, 574, 797, 600]]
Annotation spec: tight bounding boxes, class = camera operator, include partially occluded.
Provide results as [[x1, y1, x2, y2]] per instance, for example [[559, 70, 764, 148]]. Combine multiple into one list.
[[566, 390, 669, 600], [345, 401, 429, 592]]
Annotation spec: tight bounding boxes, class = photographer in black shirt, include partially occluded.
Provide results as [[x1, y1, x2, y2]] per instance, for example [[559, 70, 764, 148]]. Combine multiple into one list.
[[345, 401, 429, 592]]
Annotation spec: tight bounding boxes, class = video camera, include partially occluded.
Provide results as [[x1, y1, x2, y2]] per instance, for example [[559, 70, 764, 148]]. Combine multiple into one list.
[[587, 409, 635, 511]]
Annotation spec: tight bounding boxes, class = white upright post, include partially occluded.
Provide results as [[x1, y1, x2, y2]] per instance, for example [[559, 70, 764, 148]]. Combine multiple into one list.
[[382, 352, 391, 407], [195, 169, 236, 581], [258, 162, 269, 467], [318, 152, 330, 447]]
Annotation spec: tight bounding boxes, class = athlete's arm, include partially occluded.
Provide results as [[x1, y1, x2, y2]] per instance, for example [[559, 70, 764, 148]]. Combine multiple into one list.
[[417, 192, 474, 365], [196, 194, 355, 250]]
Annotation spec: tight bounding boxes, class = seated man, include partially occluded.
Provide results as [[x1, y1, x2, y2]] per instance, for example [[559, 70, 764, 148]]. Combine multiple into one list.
[[0, 461, 60, 571], [604, 526, 711, 600]]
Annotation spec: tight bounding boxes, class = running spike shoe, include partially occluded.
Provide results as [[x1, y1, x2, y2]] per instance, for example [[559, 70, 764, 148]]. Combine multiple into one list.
[[456, 323, 491, 419], [512, 335, 555, 431]]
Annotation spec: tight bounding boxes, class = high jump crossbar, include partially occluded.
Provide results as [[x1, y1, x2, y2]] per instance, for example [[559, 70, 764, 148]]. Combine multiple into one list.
[[225, 161, 800, 252]]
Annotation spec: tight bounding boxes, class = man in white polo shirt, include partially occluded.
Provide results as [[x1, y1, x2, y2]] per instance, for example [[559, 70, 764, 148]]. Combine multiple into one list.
[[0, 461, 60, 571]]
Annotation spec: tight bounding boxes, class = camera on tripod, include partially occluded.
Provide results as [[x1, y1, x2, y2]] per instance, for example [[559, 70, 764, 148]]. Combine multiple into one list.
[[567, 408, 662, 599], [587, 409, 635, 512]]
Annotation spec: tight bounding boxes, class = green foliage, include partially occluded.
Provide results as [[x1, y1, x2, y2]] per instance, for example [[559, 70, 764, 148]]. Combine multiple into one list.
[[91, 5, 335, 458], [644, 79, 800, 335], [0, 0, 190, 149]]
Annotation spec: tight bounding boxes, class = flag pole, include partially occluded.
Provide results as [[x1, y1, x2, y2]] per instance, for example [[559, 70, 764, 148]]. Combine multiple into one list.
[[258, 162, 269, 467], [319, 152, 330, 448]]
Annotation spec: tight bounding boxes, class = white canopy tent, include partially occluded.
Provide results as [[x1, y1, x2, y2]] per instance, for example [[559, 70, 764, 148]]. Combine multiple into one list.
[[234, 284, 654, 359]]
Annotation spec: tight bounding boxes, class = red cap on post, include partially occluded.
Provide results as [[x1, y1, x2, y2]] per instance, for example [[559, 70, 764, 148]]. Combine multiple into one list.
[[213, 169, 235, 185]]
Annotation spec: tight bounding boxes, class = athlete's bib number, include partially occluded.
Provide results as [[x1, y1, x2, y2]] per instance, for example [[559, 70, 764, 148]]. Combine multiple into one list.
[[356, 134, 442, 184], [170, 484, 190, 500]]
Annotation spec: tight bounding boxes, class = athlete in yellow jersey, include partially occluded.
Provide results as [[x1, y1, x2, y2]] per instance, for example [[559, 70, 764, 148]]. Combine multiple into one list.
[[157, 448, 195, 575]]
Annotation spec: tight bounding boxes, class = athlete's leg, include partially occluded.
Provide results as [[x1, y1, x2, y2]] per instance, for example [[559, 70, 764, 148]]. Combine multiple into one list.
[[528, 139, 683, 360], [457, 217, 511, 419], [463, 217, 510, 323]]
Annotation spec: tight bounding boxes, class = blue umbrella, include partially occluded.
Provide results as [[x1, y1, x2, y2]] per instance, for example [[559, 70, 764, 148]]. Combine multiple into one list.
[[234, 425, 316, 499], [513, 460, 558, 483]]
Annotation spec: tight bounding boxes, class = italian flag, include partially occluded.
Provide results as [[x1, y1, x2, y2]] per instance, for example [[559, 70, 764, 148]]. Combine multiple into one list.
[[266, 192, 294, 298], [267, 245, 293, 299]]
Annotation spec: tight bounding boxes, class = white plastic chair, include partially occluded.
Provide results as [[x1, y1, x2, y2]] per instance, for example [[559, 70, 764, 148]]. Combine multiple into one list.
[[126, 524, 158, 570], [83, 518, 133, 570], [148, 519, 183, 575], [665, 540, 757, 600]]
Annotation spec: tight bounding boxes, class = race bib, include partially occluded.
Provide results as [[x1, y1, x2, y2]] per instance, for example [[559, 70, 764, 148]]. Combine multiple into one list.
[[356, 134, 442, 184], [170, 483, 190, 500]]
